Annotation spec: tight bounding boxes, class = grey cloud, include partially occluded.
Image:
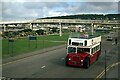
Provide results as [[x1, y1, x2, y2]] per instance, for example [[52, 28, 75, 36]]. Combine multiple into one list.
[[62, 2, 118, 14], [2, 2, 118, 20], [2, 2, 44, 20], [86, 2, 118, 10], [2, 2, 69, 20], [23, 2, 68, 9], [85, 2, 118, 13]]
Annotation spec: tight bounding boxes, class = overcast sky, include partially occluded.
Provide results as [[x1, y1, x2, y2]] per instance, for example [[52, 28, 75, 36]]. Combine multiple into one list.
[[1, 0, 119, 21]]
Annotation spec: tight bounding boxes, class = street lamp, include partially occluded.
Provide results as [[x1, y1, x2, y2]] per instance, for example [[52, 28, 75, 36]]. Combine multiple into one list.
[[105, 50, 107, 80], [59, 20, 62, 36]]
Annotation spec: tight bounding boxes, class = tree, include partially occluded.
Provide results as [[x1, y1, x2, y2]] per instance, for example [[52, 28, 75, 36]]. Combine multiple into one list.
[[23, 29, 32, 32], [51, 27, 58, 33], [2, 31, 14, 38], [35, 29, 45, 35]]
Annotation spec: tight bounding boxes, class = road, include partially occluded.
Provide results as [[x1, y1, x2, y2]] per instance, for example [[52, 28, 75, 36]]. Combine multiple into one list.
[[2, 31, 119, 79]]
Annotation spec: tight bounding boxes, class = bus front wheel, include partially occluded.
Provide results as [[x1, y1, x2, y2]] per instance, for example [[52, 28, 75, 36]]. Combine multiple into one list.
[[83, 59, 90, 69]]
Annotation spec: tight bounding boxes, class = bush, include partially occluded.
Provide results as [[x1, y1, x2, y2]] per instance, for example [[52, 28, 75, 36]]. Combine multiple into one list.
[[22, 29, 32, 32], [35, 29, 45, 35]]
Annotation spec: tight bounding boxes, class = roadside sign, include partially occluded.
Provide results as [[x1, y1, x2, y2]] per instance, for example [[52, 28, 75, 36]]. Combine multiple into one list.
[[8, 39, 14, 42], [8, 38, 14, 57], [28, 36, 37, 48], [29, 36, 37, 40]]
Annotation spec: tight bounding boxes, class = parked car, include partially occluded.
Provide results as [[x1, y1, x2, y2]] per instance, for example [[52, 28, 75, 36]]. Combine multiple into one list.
[[106, 36, 113, 41]]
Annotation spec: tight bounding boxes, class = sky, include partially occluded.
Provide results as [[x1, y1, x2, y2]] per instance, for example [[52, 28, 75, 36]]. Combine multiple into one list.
[[1, 0, 120, 21]]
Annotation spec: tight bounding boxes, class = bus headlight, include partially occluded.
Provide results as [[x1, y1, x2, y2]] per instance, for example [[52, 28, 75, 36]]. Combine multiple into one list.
[[81, 60, 83, 62], [69, 58, 71, 60]]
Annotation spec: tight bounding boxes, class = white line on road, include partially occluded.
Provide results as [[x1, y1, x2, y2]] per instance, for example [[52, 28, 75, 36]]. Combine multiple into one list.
[[41, 65, 46, 69]]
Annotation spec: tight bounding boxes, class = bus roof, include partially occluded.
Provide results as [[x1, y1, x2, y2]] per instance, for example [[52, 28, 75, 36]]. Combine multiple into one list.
[[70, 35, 101, 39]]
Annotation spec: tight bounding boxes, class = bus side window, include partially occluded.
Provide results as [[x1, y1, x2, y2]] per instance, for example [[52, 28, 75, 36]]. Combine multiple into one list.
[[96, 46, 98, 51], [94, 47, 96, 53], [97, 45, 99, 50], [92, 47, 96, 54], [77, 48, 81, 53], [69, 39, 71, 45], [95, 46, 97, 52], [85, 40, 87, 46], [91, 48, 94, 54], [98, 45, 100, 50]]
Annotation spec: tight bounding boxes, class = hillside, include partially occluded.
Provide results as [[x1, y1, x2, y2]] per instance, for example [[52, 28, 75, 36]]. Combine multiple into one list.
[[37, 14, 119, 20]]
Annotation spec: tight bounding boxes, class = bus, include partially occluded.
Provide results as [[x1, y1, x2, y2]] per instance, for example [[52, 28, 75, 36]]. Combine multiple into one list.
[[66, 34, 101, 68]]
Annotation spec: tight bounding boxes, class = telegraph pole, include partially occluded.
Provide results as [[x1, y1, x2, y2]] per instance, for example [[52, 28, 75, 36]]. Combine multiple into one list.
[[105, 50, 107, 80], [75, 26, 78, 32], [3, 24, 6, 32], [29, 23, 33, 30], [59, 22, 62, 36], [91, 23, 94, 35]]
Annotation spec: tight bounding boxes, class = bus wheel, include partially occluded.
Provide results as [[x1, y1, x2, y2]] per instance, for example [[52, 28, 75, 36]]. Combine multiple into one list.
[[66, 62, 69, 66], [96, 55, 99, 61], [83, 59, 90, 69]]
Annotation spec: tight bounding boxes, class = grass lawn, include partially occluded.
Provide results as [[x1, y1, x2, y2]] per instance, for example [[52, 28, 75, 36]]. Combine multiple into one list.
[[2, 33, 69, 58], [37, 33, 69, 41]]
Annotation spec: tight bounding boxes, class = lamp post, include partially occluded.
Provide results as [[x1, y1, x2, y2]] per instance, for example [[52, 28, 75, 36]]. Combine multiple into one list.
[[91, 23, 94, 35], [105, 50, 107, 80], [59, 22, 62, 37]]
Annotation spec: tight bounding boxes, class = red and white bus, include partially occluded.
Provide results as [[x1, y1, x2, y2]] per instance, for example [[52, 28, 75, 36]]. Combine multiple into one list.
[[66, 34, 101, 68]]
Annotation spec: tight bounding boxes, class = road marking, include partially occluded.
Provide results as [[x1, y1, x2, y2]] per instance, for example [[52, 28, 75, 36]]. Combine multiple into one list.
[[95, 62, 120, 80], [95, 65, 111, 80], [41, 65, 46, 69]]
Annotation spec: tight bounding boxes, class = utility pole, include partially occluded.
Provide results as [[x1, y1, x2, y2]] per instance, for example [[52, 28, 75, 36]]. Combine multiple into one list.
[[91, 23, 94, 35], [105, 50, 107, 80], [29, 23, 33, 30], [59, 22, 62, 36], [75, 26, 78, 32], [3, 24, 6, 32]]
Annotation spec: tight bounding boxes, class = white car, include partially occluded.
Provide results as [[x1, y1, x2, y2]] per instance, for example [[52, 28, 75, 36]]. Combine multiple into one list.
[[106, 36, 113, 41]]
